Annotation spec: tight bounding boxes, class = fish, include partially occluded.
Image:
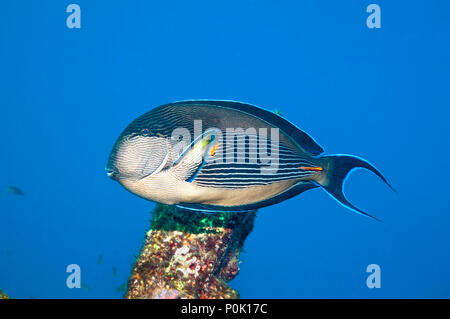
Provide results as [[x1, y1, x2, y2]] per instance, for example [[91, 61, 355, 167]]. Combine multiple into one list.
[[97, 254, 103, 265], [5, 186, 24, 196], [106, 100, 392, 220]]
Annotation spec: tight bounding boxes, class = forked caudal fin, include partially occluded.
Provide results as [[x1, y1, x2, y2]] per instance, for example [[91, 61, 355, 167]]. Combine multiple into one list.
[[318, 155, 394, 221]]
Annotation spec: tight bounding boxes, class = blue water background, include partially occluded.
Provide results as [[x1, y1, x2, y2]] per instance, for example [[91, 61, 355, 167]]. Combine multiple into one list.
[[1, 1, 449, 298]]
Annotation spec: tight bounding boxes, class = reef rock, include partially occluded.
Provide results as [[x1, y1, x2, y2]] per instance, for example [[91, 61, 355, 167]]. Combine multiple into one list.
[[125, 204, 256, 299]]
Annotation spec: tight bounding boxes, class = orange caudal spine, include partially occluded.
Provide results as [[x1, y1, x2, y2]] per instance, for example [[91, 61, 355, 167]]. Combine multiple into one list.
[[299, 166, 323, 171]]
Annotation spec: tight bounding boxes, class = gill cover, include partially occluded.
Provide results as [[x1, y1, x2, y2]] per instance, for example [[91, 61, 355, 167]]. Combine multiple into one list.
[[141, 137, 169, 178], [108, 135, 169, 179]]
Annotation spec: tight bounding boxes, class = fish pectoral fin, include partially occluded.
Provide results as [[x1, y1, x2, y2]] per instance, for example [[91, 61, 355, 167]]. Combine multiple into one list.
[[171, 129, 218, 181]]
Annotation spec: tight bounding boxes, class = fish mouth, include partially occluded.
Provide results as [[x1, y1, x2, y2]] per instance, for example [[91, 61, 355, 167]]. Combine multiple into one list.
[[105, 167, 120, 181]]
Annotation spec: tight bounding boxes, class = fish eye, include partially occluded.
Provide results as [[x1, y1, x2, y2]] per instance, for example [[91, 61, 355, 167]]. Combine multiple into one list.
[[141, 128, 150, 136]]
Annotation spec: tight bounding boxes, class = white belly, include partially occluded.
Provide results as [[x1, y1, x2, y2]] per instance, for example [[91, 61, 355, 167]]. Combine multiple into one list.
[[120, 170, 301, 207]]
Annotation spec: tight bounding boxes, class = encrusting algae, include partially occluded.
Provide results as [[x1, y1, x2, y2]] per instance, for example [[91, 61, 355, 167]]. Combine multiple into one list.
[[125, 204, 256, 299], [0, 290, 10, 299]]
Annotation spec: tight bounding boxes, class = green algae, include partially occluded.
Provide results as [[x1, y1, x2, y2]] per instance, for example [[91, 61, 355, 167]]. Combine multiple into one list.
[[151, 204, 256, 244]]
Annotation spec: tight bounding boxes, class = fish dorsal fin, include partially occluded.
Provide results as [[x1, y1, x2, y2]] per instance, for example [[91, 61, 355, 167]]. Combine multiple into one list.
[[174, 100, 324, 156]]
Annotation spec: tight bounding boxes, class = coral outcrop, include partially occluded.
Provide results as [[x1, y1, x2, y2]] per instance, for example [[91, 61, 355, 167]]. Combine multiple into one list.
[[125, 204, 256, 299], [0, 290, 9, 299]]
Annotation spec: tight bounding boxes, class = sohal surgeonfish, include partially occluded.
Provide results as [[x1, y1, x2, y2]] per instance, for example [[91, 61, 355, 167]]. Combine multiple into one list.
[[106, 100, 392, 220]]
